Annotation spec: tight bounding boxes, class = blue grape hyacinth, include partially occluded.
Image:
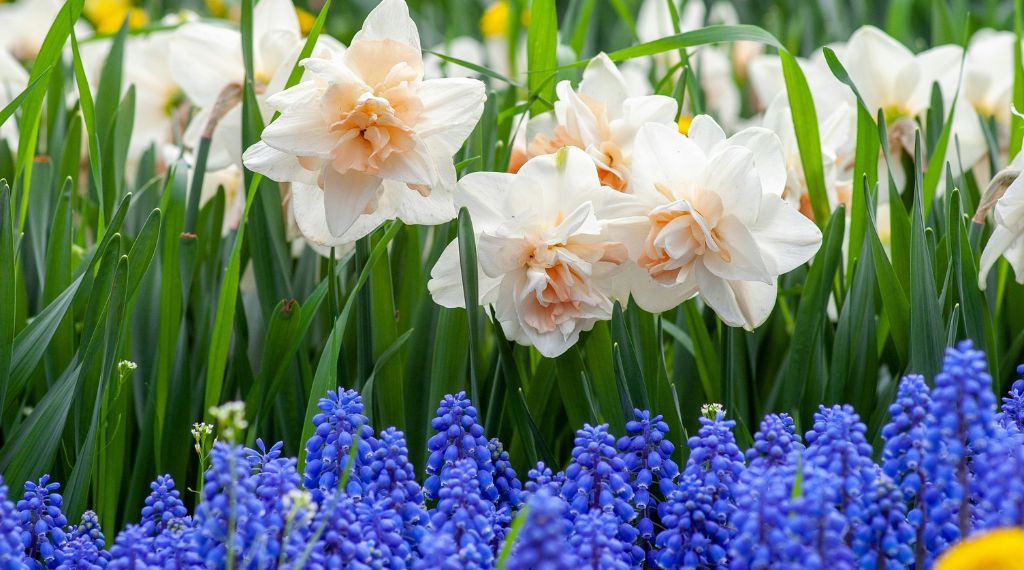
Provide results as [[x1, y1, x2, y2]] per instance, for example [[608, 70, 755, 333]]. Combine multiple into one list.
[[561, 423, 640, 564], [487, 438, 523, 510], [505, 490, 576, 570], [730, 465, 854, 569], [746, 413, 803, 471], [682, 411, 745, 546], [850, 475, 915, 569], [656, 474, 731, 569], [567, 511, 633, 570], [0, 478, 27, 568], [617, 409, 678, 563], [9, 364, 1024, 569], [304, 389, 379, 501], [107, 526, 152, 569], [421, 458, 496, 568], [193, 441, 267, 568], [140, 475, 188, 537], [424, 392, 497, 504], [366, 427, 427, 541], [524, 461, 563, 496], [998, 369, 1024, 432], [804, 404, 877, 528], [922, 341, 998, 558], [17, 475, 68, 568]]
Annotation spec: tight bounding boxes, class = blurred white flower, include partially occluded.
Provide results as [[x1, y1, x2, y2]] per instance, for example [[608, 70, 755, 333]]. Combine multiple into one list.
[[525, 53, 677, 191], [171, 0, 324, 169], [747, 51, 851, 116], [0, 0, 78, 60], [243, 0, 486, 245], [120, 30, 187, 167], [424, 36, 486, 79], [479, 0, 527, 81], [761, 93, 856, 218], [834, 26, 986, 190], [960, 30, 1014, 127], [198, 163, 246, 236], [0, 49, 27, 146], [428, 147, 646, 357], [979, 169, 1024, 288], [622, 116, 821, 329], [940, 29, 1017, 175]]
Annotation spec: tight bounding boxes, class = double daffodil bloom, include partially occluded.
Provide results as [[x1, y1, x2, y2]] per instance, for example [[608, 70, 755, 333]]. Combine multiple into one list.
[[243, 0, 486, 244], [525, 53, 678, 192], [428, 147, 646, 358], [621, 116, 822, 329]]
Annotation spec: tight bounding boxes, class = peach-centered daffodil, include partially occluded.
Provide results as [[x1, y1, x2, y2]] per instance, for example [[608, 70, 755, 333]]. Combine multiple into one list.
[[243, 0, 486, 245], [621, 116, 822, 329], [525, 53, 677, 192], [428, 147, 647, 357]]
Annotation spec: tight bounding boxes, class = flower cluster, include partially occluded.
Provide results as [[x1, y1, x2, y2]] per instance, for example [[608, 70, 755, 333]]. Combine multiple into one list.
[[0, 342, 1021, 568]]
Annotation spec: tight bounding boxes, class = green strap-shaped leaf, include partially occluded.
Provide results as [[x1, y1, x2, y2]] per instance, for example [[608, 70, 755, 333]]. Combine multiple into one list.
[[527, 0, 557, 116], [0, 183, 15, 411], [1011, 0, 1024, 159], [777, 206, 845, 414], [781, 50, 830, 228]]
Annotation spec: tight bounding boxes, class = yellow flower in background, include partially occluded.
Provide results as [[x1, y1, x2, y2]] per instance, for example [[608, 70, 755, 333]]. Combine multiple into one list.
[[205, 0, 226, 16], [480, 1, 528, 38], [295, 6, 315, 34], [480, 0, 508, 38], [936, 528, 1024, 570], [85, 0, 148, 34]]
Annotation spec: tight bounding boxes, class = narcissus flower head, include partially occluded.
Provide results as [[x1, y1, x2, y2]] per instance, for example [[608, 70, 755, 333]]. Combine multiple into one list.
[[428, 146, 648, 357], [244, 0, 486, 245], [525, 53, 678, 192], [622, 116, 821, 329]]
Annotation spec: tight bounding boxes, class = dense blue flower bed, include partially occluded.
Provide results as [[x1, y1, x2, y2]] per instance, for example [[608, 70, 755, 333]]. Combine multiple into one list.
[[2, 340, 1023, 568]]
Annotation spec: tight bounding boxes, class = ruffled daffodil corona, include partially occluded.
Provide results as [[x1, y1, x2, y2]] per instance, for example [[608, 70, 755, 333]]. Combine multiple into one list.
[[429, 147, 646, 357]]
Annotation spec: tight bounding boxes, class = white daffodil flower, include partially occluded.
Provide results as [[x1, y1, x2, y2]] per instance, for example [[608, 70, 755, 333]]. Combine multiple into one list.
[[524, 53, 677, 192], [939, 29, 1017, 175], [242, 0, 486, 245], [979, 167, 1024, 289], [834, 26, 986, 191], [170, 0, 323, 169], [124, 31, 186, 166], [621, 116, 822, 329], [428, 147, 647, 358], [960, 30, 1014, 127]]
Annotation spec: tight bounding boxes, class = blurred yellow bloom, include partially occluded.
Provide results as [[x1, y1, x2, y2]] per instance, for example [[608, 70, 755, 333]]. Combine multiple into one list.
[[936, 528, 1024, 570], [295, 6, 315, 34], [677, 115, 692, 135], [85, 0, 147, 34], [480, 1, 508, 38], [480, 1, 527, 38], [206, 0, 226, 17]]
